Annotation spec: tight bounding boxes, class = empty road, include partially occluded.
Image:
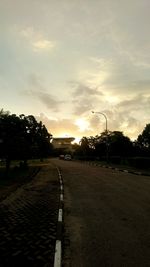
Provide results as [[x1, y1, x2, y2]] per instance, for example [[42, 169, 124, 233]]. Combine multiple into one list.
[[52, 159, 150, 267]]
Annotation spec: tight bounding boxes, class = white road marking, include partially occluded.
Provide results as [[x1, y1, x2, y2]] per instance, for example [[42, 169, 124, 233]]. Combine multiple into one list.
[[54, 240, 61, 267], [53, 166, 63, 267], [58, 209, 63, 222], [60, 194, 63, 201], [60, 185, 63, 191]]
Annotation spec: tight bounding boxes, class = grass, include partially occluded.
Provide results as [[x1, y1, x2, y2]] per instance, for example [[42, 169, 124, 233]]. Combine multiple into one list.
[[93, 159, 150, 175], [0, 159, 46, 201]]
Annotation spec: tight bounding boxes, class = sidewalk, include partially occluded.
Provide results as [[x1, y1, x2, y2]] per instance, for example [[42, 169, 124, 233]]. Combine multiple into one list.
[[0, 163, 59, 267]]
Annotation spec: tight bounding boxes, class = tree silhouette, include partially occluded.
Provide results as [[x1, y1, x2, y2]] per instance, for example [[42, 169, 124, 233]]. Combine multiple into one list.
[[137, 124, 150, 149], [0, 110, 53, 175], [136, 124, 150, 156]]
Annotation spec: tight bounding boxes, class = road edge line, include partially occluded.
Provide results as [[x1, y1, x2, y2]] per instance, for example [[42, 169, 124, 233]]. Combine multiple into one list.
[[54, 167, 64, 267]]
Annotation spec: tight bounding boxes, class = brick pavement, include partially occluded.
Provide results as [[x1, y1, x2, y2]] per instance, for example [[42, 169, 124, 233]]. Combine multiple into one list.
[[0, 164, 59, 267]]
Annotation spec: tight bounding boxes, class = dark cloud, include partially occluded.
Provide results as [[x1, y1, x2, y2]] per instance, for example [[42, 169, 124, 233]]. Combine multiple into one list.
[[34, 90, 61, 111], [25, 74, 63, 111], [117, 94, 150, 112], [73, 99, 94, 116], [70, 82, 104, 116], [71, 82, 103, 97]]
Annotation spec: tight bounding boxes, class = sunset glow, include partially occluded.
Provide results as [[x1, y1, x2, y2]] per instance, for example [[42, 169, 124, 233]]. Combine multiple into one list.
[[75, 119, 90, 132]]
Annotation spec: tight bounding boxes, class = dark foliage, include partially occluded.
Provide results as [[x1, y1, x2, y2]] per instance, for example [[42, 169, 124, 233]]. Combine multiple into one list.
[[0, 109, 53, 174], [136, 124, 150, 156], [75, 131, 133, 160], [74, 125, 150, 169]]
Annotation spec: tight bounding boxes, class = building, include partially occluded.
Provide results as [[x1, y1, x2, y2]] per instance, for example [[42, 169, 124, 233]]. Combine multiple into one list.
[[52, 137, 75, 153]]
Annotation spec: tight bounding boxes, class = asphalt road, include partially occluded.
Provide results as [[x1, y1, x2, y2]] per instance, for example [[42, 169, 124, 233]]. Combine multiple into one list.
[[53, 159, 150, 267]]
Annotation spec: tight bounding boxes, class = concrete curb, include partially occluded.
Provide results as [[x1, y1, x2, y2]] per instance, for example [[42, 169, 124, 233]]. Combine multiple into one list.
[[54, 167, 64, 267], [87, 162, 150, 177]]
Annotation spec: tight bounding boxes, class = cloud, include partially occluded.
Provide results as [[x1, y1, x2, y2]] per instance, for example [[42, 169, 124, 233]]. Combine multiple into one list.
[[89, 107, 143, 140], [35, 113, 80, 137], [19, 26, 56, 52], [87, 92, 150, 140], [71, 82, 103, 97], [78, 56, 150, 99], [117, 94, 150, 113], [35, 113, 99, 139], [34, 92, 150, 141], [70, 82, 104, 116], [106, 2, 150, 68], [20, 27, 35, 38], [24, 74, 63, 111], [32, 40, 55, 52], [73, 99, 94, 116]]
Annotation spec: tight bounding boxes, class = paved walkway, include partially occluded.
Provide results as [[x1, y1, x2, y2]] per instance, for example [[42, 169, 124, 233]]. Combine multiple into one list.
[[0, 164, 59, 267]]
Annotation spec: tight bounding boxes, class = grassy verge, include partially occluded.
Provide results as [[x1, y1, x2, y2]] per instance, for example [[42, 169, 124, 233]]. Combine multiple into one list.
[[0, 159, 47, 201], [92, 160, 150, 175]]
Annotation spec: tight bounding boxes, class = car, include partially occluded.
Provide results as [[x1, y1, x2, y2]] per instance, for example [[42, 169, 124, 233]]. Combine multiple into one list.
[[59, 154, 64, 160], [64, 154, 72, 160]]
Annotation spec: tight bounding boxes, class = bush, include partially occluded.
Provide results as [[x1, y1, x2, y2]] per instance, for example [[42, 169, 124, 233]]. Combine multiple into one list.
[[127, 157, 150, 169], [109, 156, 122, 164]]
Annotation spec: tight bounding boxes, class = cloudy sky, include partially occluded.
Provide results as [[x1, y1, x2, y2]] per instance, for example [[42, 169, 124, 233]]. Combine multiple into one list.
[[0, 0, 150, 142]]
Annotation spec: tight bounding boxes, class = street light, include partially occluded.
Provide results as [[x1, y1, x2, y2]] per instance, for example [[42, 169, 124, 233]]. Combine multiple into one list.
[[92, 111, 109, 162], [91, 111, 108, 133]]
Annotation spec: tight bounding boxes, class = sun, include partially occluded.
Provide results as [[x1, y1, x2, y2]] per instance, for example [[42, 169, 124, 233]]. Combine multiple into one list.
[[75, 118, 90, 132]]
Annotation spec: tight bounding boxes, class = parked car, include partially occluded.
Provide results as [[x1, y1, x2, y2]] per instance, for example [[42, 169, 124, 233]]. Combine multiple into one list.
[[59, 154, 64, 160], [64, 154, 72, 160]]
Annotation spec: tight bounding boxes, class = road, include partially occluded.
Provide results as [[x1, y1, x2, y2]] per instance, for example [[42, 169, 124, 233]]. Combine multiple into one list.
[[53, 159, 150, 267]]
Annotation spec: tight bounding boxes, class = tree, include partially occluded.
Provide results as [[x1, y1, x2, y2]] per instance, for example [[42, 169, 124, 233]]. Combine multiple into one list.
[[93, 131, 111, 158], [0, 110, 53, 175], [76, 131, 133, 160], [19, 115, 52, 160], [0, 112, 28, 173], [137, 124, 150, 148], [136, 124, 150, 156], [73, 137, 93, 159], [108, 131, 133, 157], [35, 121, 53, 160]]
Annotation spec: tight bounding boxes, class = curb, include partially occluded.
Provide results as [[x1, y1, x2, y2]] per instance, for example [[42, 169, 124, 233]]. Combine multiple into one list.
[[54, 167, 64, 267], [87, 162, 150, 177]]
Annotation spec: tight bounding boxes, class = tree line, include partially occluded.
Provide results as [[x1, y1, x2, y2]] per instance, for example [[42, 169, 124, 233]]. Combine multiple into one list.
[[74, 125, 150, 169], [0, 109, 53, 174], [1, 108, 150, 172]]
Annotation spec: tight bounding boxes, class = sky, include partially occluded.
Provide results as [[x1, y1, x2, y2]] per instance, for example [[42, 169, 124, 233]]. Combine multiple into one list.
[[0, 0, 150, 142]]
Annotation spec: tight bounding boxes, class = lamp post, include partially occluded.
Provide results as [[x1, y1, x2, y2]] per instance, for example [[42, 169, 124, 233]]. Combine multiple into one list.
[[92, 111, 109, 162], [92, 111, 108, 133]]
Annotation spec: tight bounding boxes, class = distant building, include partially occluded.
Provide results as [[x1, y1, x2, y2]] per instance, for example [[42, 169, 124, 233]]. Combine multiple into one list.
[[52, 137, 75, 152]]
